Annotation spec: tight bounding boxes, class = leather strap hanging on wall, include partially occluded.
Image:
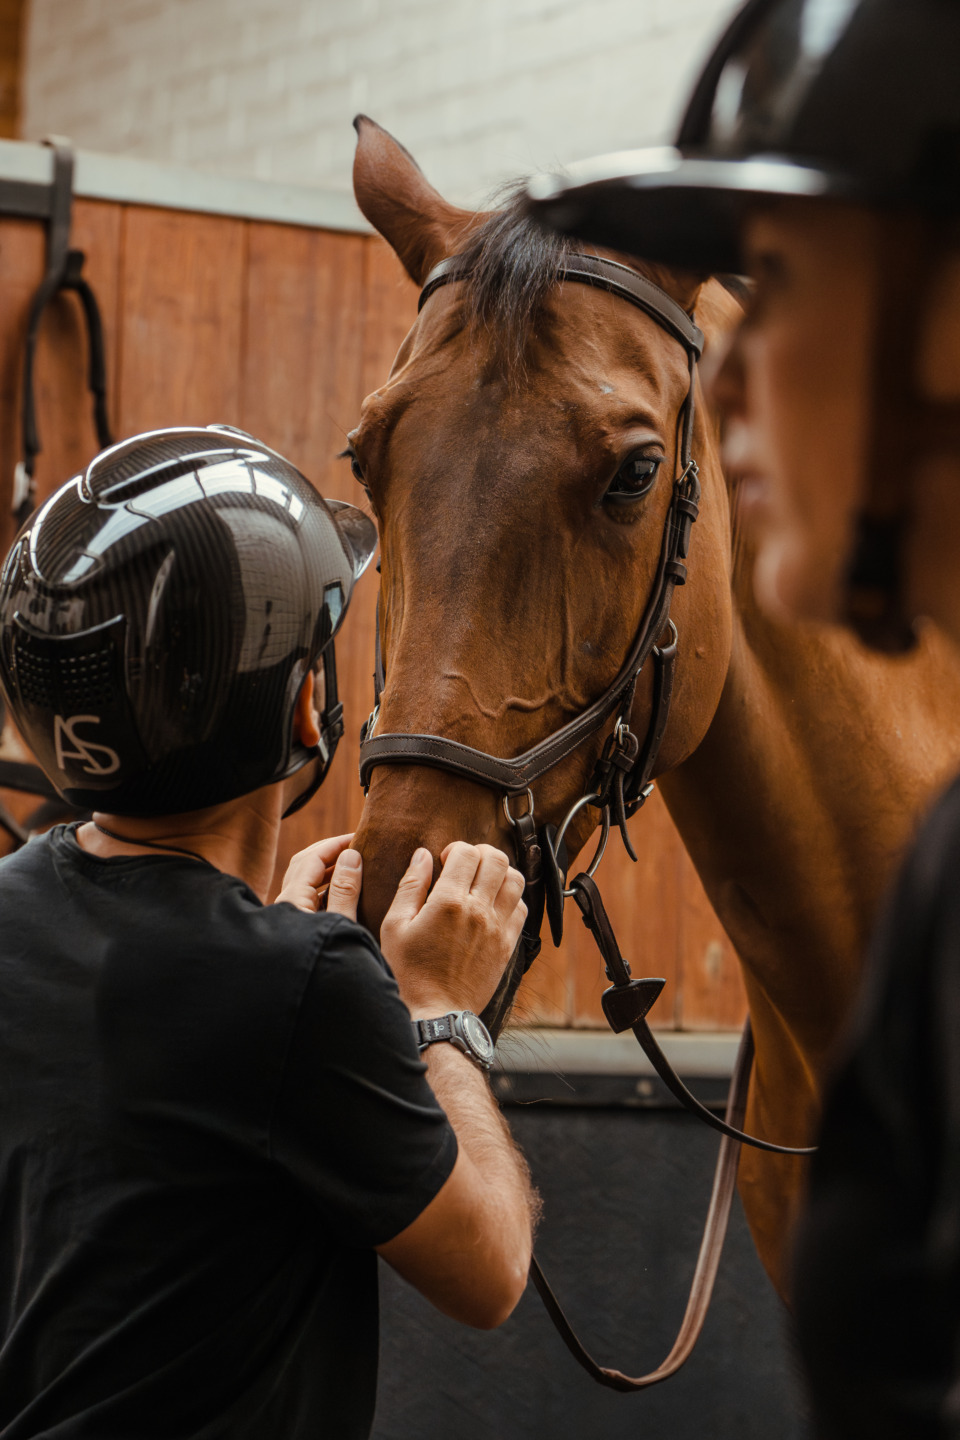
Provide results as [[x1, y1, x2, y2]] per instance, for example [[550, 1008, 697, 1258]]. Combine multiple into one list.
[[0, 138, 110, 838], [12, 136, 114, 528]]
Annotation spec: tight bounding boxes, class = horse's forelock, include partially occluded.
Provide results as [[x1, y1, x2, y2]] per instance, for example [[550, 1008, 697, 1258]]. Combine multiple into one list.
[[455, 181, 712, 382], [457, 183, 577, 378]]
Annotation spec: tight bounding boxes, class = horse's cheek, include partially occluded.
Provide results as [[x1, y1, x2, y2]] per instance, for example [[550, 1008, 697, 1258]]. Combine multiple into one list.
[[658, 544, 733, 771]]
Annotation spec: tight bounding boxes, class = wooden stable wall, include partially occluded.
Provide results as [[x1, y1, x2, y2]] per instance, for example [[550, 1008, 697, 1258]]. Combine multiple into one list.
[[0, 197, 747, 1032], [0, 0, 24, 139]]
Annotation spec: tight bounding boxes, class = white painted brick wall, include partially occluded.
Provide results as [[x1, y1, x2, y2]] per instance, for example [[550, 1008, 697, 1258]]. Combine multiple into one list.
[[22, 0, 739, 207]]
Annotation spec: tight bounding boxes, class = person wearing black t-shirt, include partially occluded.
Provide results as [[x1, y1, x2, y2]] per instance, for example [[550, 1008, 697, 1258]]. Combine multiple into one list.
[[0, 427, 535, 1439]]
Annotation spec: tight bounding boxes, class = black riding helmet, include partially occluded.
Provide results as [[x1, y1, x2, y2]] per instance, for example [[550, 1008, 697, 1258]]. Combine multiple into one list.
[[0, 425, 377, 815], [525, 0, 960, 272]]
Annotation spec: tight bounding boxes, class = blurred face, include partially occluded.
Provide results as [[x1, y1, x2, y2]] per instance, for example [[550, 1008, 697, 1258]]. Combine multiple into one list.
[[712, 200, 881, 624], [898, 249, 960, 645]]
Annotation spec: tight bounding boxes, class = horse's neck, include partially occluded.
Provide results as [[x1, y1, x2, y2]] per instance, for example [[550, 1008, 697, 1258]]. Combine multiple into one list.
[[660, 504, 960, 1070], [658, 551, 960, 1294]]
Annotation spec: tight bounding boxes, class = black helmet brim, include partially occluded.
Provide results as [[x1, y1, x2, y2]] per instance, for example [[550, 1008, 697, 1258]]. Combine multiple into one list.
[[525, 146, 857, 275], [327, 499, 378, 583]]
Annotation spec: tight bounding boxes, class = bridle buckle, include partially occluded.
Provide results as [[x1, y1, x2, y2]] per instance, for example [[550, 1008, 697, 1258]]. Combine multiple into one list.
[[501, 787, 535, 829]]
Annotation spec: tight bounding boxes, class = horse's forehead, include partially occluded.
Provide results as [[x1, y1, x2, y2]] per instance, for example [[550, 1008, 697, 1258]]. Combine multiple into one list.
[[371, 299, 687, 429], [372, 373, 657, 469]]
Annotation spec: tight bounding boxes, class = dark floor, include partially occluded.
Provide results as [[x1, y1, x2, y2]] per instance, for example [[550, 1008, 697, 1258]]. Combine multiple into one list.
[[373, 1100, 810, 1440]]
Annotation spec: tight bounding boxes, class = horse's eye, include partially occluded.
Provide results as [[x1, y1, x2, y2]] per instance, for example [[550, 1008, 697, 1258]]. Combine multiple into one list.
[[341, 447, 367, 488], [605, 454, 662, 505]]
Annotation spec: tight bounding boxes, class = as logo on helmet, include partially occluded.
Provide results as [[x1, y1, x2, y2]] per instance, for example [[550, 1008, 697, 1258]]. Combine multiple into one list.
[[53, 715, 121, 777]]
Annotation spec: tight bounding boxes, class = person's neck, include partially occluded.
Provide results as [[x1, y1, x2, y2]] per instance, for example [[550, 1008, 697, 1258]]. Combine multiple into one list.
[[77, 788, 283, 901]]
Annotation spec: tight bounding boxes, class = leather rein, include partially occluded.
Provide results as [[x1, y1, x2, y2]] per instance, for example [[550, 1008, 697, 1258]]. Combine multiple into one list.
[[359, 251, 814, 1389]]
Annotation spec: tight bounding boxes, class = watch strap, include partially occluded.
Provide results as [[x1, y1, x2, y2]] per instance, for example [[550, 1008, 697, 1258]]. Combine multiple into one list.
[[412, 1011, 495, 1070], [414, 1014, 456, 1047]]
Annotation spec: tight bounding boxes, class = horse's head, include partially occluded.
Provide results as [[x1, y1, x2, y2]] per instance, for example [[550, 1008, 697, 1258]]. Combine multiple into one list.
[[350, 117, 739, 943]]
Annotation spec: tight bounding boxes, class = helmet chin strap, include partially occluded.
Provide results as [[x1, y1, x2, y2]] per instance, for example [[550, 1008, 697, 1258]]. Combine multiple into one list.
[[282, 642, 344, 819], [281, 752, 324, 821]]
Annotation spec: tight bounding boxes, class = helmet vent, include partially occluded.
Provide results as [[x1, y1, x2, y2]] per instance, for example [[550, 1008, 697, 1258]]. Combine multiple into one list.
[[13, 632, 118, 711]]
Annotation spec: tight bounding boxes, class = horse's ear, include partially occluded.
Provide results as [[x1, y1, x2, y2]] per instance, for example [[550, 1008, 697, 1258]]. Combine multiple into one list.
[[353, 116, 475, 285], [694, 276, 748, 355]]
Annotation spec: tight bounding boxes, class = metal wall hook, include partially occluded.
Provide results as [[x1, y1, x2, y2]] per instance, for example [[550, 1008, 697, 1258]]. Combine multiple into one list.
[[14, 137, 114, 526]]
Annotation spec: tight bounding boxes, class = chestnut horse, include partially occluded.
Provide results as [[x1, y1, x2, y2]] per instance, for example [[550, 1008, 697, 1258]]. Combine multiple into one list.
[[348, 117, 960, 1296]]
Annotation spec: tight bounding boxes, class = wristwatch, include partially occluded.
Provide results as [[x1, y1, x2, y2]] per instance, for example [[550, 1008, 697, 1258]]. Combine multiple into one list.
[[412, 1011, 496, 1071]]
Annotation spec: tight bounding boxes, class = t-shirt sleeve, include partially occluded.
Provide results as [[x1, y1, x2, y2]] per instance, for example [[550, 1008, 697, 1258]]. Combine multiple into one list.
[[269, 914, 457, 1247]]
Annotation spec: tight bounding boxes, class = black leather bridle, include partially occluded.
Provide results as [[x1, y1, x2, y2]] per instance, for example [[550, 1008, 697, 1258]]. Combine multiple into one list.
[[361, 253, 702, 967], [359, 249, 811, 1160], [360, 254, 700, 826], [358, 250, 815, 1389]]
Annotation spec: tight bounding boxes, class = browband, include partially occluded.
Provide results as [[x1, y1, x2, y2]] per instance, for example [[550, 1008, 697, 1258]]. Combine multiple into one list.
[[418, 252, 704, 359]]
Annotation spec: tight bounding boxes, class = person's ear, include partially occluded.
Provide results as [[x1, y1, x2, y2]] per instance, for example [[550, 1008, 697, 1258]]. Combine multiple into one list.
[[293, 671, 322, 749], [917, 243, 960, 403]]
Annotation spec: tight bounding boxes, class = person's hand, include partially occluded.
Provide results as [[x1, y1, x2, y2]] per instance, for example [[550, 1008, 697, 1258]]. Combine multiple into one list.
[[379, 842, 527, 1017], [274, 834, 364, 919]]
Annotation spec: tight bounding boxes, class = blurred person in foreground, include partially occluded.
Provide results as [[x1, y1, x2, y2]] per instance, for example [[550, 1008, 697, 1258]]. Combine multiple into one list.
[[0, 426, 535, 1438], [529, 1, 960, 1435]]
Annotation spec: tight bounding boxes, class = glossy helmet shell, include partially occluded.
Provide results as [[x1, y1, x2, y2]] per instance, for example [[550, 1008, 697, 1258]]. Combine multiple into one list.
[[526, 0, 960, 271], [0, 425, 377, 815]]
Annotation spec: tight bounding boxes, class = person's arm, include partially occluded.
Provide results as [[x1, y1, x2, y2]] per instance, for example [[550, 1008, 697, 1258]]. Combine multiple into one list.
[[375, 1043, 536, 1329], [278, 837, 537, 1329], [374, 842, 536, 1328]]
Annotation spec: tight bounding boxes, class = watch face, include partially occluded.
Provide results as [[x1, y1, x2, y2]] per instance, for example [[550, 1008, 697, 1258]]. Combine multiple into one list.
[[461, 1012, 495, 1062]]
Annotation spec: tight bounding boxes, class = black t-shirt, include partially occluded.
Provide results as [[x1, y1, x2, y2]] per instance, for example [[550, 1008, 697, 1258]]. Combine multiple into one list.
[[793, 772, 960, 1439], [0, 825, 457, 1439]]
